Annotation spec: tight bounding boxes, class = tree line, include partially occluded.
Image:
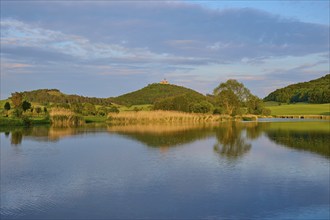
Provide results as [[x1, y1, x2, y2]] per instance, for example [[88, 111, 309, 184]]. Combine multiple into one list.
[[264, 74, 330, 103], [154, 79, 270, 115]]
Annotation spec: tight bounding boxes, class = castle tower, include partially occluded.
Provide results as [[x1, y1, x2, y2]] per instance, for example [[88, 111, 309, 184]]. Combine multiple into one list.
[[160, 78, 169, 84]]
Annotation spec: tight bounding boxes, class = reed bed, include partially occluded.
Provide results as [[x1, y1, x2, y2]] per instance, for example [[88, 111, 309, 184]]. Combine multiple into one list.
[[50, 108, 85, 127], [107, 110, 234, 124]]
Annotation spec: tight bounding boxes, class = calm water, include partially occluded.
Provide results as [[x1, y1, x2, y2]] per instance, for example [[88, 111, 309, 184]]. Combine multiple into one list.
[[1, 121, 329, 219]]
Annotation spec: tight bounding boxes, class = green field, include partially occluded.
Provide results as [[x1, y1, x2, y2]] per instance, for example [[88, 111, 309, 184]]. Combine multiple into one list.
[[266, 102, 330, 115], [0, 116, 50, 127]]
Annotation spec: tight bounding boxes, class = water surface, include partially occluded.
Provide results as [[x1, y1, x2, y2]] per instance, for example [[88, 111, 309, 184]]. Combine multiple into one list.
[[1, 121, 329, 219]]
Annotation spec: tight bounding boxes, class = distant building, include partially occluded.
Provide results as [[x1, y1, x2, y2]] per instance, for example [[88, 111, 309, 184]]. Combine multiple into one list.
[[160, 78, 169, 84]]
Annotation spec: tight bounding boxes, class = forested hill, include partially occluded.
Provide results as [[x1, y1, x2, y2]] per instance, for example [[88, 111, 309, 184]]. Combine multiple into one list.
[[17, 89, 112, 106], [264, 74, 330, 103], [112, 83, 206, 105]]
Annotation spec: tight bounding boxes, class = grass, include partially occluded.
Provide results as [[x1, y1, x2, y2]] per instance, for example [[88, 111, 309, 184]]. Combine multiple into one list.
[[84, 116, 107, 123], [266, 121, 330, 132], [117, 104, 153, 112], [0, 116, 50, 127], [267, 103, 330, 115]]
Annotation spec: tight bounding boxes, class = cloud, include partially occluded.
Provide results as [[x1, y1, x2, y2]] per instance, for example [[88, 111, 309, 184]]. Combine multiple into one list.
[[2, 2, 328, 62], [1, 1, 329, 99], [1, 19, 211, 66]]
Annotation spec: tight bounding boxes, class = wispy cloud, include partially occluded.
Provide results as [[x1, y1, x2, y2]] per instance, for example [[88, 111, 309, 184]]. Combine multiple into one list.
[[1, 19, 209, 66], [1, 1, 329, 98]]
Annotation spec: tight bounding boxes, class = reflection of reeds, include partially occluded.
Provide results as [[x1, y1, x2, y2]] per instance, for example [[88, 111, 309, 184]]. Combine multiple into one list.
[[50, 108, 85, 127], [107, 123, 216, 134], [108, 110, 232, 124]]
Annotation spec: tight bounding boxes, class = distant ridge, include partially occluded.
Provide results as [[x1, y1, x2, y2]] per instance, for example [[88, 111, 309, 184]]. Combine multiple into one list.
[[264, 74, 330, 103], [17, 89, 112, 106]]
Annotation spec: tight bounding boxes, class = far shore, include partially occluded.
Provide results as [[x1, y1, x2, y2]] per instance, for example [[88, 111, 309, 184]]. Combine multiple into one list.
[[1, 111, 329, 128]]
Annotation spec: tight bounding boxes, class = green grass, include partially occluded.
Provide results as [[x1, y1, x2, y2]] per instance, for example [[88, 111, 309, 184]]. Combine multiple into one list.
[[267, 103, 330, 115], [118, 104, 153, 112], [267, 121, 330, 132], [0, 116, 50, 127], [84, 116, 107, 123]]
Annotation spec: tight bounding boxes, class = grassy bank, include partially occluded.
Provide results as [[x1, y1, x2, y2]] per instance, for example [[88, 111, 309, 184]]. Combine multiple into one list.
[[266, 103, 330, 115], [0, 116, 50, 127], [84, 116, 107, 123]]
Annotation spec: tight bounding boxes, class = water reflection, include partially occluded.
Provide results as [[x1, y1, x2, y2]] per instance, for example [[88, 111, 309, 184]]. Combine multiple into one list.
[[1, 121, 329, 158], [264, 122, 330, 158], [1, 124, 108, 145], [213, 122, 267, 159], [1, 121, 329, 219], [108, 124, 215, 148]]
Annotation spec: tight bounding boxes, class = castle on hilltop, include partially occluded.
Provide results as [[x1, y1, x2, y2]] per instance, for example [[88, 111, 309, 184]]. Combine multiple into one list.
[[160, 78, 169, 84]]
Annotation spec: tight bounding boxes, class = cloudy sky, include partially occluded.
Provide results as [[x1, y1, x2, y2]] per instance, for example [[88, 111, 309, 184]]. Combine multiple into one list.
[[1, 1, 329, 99]]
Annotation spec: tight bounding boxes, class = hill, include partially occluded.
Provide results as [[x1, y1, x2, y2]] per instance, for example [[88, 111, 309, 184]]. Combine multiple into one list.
[[112, 83, 206, 106], [264, 74, 330, 103], [17, 89, 112, 106]]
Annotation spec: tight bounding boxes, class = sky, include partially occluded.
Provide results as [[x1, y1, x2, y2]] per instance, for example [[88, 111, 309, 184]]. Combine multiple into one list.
[[1, 1, 329, 99]]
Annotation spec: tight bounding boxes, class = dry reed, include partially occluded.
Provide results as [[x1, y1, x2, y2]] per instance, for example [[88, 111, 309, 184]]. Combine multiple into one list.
[[50, 108, 85, 127], [107, 110, 234, 124]]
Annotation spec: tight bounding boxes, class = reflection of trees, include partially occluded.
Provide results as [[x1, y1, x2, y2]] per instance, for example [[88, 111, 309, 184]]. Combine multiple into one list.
[[245, 122, 270, 140], [266, 130, 330, 158], [213, 122, 252, 159], [2, 124, 108, 145], [11, 130, 23, 145]]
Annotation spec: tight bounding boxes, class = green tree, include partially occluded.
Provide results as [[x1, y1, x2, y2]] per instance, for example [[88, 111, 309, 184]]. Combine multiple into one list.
[[4, 102, 11, 111], [190, 101, 213, 113], [22, 100, 31, 112], [108, 106, 119, 113], [35, 106, 42, 116], [83, 103, 96, 116], [214, 79, 252, 104], [246, 95, 264, 115], [4, 102, 11, 117], [213, 79, 252, 115]]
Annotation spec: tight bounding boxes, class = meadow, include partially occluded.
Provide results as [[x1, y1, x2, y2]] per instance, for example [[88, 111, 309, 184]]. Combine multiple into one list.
[[266, 102, 330, 115]]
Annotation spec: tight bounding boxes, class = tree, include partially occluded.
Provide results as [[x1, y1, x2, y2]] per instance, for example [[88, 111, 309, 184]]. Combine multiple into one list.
[[4, 102, 11, 117], [216, 90, 240, 115], [4, 102, 11, 111], [213, 79, 271, 116], [83, 103, 96, 116], [11, 92, 23, 108], [189, 101, 213, 113], [246, 95, 264, 115], [35, 106, 42, 116], [22, 100, 31, 112], [213, 79, 252, 115], [214, 79, 252, 104]]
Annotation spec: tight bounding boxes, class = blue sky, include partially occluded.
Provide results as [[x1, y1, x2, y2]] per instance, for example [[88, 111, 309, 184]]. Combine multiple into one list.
[[1, 1, 329, 99]]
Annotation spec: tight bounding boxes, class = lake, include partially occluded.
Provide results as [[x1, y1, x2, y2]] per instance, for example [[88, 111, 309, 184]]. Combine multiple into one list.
[[1, 120, 329, 219]]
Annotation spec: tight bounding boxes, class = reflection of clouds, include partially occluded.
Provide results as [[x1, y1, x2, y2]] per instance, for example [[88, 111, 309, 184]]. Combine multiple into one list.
[[1, 121, 329, 218]]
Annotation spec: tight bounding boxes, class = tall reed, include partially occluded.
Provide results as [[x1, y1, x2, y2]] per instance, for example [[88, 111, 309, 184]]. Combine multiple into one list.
[[107, 110, 233, 124], [50, 108, 85, 127]]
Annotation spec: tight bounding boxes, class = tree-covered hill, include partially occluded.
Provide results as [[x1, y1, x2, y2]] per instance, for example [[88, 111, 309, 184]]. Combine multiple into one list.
[[112, 83, 206, 105], [17, 89, 113, 106], [264, 74, 330, 103]]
